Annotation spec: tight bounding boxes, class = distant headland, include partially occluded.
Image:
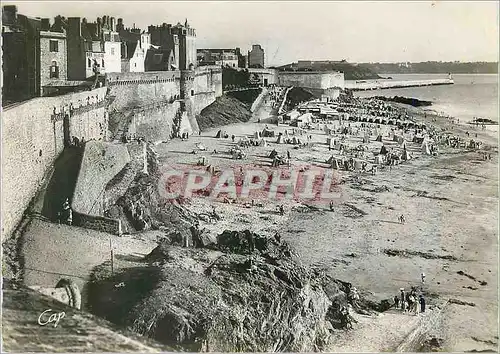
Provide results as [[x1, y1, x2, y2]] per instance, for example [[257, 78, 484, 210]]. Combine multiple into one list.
[[357, 61, 498, 74]]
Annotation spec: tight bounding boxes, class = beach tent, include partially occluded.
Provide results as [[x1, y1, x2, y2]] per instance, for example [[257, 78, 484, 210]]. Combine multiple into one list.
[[374, 155, 384, 164], [215, 130, 223, 138], [402, 149, 411, 161], [276, 135, 284, 144], [326, 156, 340, 170], [327, 137, 336, 149], [259, 139, 267, 147], [269, 149, 278, 159], [354, 160, 363, 171], [397, 136, 404, 144], [363, 135, 370, 144], [376, 135, 383, 142], [286, 110, 301, 121], [262, 129, 275, 138], [254, 131, 262, 139], [421, 141, 431, 155], [379, 145, 388, 155]]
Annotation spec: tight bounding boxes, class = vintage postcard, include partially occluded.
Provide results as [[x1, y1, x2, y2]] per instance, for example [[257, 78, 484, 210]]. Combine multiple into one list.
[[1, 1, 498, 352]]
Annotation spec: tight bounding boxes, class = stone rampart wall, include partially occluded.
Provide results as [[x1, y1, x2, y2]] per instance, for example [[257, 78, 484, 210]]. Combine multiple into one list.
[[1, 87, 108, 241], [72, 141, 131, 216]]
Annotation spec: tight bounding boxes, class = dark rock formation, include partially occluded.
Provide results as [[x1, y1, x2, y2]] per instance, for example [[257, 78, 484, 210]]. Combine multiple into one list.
[[197, 95, 252, 131], [370, 96, 433, 107], [86, 230, 374, 352]]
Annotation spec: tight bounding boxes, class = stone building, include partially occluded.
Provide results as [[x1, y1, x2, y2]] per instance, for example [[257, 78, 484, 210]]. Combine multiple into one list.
[[197, 48, 244, 68], [66, 15, 121, 81], [117, 19, 150, 72], [39, 30, 68, 94], [2, 6, 70, 101], [248, 44, 264, 68], [2, 5, 41, 102], [147, 19, 196, 71]]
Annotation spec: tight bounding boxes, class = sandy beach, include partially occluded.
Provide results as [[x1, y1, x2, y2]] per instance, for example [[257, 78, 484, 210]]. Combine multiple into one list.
[[14, 91, 498, 351]]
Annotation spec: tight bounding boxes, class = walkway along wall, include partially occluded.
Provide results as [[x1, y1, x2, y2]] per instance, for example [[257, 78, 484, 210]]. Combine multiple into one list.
[[1, 87, 108, 241]]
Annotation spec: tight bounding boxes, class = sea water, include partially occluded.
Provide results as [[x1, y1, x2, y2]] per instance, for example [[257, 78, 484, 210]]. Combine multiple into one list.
[[354, 74, 499, 124]]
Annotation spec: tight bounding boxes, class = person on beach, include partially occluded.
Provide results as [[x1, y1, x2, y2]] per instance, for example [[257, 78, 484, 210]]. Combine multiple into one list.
[[329, 201, 335, 212], [400, 288, 406, 311], [61, 198, 73, 226], [399, 214, 406, 224], [421, 272, 426, 284], [231, 135, 235, 142], [394, 295, 400, 309], [419, 295, 426, 313]]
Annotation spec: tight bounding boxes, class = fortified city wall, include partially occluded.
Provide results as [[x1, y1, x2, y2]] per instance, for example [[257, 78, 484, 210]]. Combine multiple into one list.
[[1, 87, 108, 241], [2, 68, 223, 240], [278, 71, 345, 90], [107, 66, 222, 140], [72, 141, 130, 219]]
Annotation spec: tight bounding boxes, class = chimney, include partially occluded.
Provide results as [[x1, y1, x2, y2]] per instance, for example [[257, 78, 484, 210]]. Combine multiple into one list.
[[68, 17, 82, 37], [41, 18, 50, 31], [117, 18, 123, 31], [2, 5, 18, 25], [96, 17, 101, 36]]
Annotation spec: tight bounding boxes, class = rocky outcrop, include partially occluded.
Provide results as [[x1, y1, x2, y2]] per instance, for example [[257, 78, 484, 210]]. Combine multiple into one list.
[[196, 95, 252, 131], [86, 230, 374, 352]]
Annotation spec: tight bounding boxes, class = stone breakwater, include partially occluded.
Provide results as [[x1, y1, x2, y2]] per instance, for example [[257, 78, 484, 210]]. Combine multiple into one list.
[[345, 78, 454, 91]]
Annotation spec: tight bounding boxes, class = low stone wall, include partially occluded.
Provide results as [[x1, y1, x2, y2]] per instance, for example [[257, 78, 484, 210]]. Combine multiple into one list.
[[75, 211, 122, 236], [72, 141, 131, 216]]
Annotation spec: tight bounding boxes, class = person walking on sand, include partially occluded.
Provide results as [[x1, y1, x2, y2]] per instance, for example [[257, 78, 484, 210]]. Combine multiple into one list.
[[399, 214, 406, 224], [394, 295, 400, 309], [421, 272, 426, 284], [419, 294, 426, 313], [231, 135, 235, 142], [400, 288, 406, 311]]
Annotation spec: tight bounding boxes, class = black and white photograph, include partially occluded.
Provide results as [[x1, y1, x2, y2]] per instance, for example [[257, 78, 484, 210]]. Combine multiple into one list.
[[1, 1, 499, 352]]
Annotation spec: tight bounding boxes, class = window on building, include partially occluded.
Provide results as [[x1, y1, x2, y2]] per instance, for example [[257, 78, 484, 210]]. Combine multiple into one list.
[[111, 48, 115, 55], [88, 58, 92, 67], [102, 59, 105, 67], [50, 61, 59, 79], [191, 90, 194, 96], [134, 63, 137, 68], [49, 40, 59, 52]]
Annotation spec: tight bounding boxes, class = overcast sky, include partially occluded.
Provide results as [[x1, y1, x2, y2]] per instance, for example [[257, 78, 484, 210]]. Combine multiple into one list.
[[5, 1, 499, 66]]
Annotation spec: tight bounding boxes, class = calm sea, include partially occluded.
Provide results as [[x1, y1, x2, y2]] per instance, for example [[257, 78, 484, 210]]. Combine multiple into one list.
[[354, 74, 499, 123]]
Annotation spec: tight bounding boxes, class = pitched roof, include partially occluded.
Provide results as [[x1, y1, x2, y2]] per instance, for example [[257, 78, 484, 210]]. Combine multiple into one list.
[[145, 47, 173, 71], [122, 40, 138, 59]]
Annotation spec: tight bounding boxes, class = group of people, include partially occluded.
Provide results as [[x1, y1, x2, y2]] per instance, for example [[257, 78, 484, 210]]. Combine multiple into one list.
[[394, 286, 426, 315]]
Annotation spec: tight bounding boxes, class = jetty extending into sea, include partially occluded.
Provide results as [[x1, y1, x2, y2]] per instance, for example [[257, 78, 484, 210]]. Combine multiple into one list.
[[345, 78, 454, 91]]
